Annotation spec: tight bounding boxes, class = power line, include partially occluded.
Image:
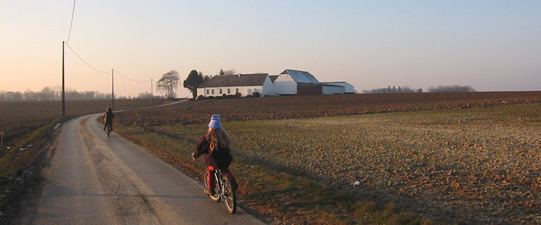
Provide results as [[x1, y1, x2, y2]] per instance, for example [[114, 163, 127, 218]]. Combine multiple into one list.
[[65, 43, 151, 84], [63, 0, 151, 87], [114, 70, 150, 83], [66, 0, 77, 43], [65, 42, 109, 73]]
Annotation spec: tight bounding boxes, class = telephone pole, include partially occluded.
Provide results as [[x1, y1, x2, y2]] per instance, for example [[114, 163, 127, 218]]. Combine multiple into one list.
[[112, 69, 115, 109], [62, 41, 66, 117]]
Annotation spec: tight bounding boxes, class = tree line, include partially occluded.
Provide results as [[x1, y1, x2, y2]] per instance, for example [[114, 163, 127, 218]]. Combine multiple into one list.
[[0, 86, 161, 101], [364, 85, 475, 94], [2, 68, 234, 101]]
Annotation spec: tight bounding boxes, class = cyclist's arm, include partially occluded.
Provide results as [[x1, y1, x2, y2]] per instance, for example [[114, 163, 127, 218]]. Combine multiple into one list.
[[193, 136, 209, 158]]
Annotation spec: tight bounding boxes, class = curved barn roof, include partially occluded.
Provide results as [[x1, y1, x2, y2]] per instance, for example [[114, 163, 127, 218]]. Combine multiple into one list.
[[280, 69, 320, 84]]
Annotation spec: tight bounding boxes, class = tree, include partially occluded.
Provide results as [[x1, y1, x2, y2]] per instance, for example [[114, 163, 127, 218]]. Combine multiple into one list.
[[218, 69, 236, 76], [183, 70, 204, 99], [157, 70, 180, 99]]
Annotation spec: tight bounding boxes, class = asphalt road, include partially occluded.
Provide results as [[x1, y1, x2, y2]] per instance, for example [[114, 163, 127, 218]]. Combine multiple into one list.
[[21, 114, 264, 225]]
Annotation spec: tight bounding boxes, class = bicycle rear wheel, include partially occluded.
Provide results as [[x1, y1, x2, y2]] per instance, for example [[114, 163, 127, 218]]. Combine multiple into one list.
[[223, 176, 237, 214], [106, 124, 112, 138], [203, 170, 221, 202]]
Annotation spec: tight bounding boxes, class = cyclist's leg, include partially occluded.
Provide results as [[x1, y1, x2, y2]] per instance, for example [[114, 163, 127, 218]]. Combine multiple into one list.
[[208, 166, 216, 190], [221, 168, 238, 190]]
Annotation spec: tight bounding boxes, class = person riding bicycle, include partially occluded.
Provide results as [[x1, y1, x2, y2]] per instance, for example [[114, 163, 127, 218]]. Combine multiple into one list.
[[103, 106, 115, 131], [192, 114, 238, 195]]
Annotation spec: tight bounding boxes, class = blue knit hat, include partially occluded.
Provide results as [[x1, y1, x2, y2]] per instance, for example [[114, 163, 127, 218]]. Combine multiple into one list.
[[208, 114, 222, 129]]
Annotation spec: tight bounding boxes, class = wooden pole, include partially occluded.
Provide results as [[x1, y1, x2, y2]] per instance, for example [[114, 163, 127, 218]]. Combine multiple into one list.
[[112, 69, 115, 109], [62, 41, 66, 117]]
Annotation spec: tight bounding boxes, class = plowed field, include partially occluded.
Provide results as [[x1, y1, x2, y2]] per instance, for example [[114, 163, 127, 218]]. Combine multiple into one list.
[[115, 92, 540, 224]]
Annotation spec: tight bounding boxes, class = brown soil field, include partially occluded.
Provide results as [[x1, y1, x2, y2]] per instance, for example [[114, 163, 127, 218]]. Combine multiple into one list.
[[117, 92, 541, 126], [0, 99, 164, 147], [114, 92, 541, 224]]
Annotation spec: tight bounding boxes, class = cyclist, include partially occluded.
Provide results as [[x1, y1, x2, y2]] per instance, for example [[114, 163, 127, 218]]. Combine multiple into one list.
[[103, 106, 115, 131], [192, 114, 237, 195]]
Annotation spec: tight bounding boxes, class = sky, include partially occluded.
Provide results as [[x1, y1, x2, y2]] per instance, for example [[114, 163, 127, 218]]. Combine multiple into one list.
[[1, 0, 540, 98]]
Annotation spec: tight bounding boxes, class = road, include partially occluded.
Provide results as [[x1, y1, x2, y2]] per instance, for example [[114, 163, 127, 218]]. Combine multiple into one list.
[[21, 113, 265, 225]]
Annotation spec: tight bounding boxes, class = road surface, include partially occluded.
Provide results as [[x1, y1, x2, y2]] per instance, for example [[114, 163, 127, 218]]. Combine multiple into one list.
[[21, 114, 265, 225]]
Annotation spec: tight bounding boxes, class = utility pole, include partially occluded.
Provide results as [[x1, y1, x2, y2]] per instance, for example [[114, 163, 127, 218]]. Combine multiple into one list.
[[62, 41, 66, 117], [112, 69, 115, 109]]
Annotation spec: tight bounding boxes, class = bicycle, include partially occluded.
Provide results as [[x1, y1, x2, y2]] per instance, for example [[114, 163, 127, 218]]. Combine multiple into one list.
[[105, 123, 112, 138], [203, 168, 237, 214]]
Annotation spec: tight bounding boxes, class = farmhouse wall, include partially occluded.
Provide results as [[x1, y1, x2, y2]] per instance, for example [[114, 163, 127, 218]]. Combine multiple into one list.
[[199, 85, 266, 97], [261, 76, 274, 96], [273, 74, 297, 95]]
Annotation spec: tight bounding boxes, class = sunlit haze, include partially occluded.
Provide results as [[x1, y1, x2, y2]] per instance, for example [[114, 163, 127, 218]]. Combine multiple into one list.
[[1, 0, 540, 98]]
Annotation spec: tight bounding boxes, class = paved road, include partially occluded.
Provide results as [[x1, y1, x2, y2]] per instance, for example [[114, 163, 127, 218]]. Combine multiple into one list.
[[22, 114, 264, 225]]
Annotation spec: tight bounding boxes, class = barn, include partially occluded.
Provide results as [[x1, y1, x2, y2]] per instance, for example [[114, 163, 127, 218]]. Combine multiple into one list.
[[273, 69, 345, 95], [321, 82, 355, 94]]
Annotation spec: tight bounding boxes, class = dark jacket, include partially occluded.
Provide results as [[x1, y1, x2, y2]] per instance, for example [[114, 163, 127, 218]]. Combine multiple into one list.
[[103, 111, 115, 123], [194, 135, 233, 170]]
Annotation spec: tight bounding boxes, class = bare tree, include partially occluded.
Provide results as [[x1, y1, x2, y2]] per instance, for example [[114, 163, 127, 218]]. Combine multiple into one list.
[[218, 69, 236, 76], [156, 70, 180, 99]]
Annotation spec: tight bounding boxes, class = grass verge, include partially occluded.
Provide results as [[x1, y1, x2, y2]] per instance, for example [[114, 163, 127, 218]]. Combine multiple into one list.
[[0, 117, 63, 224], [116, 120, 434, 224]]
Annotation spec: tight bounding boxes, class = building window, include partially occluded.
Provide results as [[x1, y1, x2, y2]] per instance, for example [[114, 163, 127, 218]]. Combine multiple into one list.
[[228, 89, 231, 94], [206, 89, 209, 95], [219, 89, 222, 94], [236, 88, 239, 93], [212, 89, 214, 94]]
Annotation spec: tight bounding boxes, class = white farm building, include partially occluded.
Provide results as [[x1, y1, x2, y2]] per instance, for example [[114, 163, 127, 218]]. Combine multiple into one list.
[[196, 69, 354, 98], [197, 73, 273, 98]]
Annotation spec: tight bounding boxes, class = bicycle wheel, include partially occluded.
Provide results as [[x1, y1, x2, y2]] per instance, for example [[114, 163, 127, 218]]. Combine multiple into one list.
[[203, 170, 221, 202], [106, 124, 112, 138], [223, 176, 237, 214]]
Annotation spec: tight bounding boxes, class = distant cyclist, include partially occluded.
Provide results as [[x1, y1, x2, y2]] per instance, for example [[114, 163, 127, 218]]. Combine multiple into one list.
[[192, 114, 238, 195], [103, 106, 115, 131]]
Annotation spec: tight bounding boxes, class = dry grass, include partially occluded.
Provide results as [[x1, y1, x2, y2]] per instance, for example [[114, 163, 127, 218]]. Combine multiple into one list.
[[114, 93, 541, 224]]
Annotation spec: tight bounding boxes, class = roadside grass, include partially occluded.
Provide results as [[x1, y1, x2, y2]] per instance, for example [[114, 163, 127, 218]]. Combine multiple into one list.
[[117, 123, 432, 224], [0, 117, 62, 177], [116, 118, 443, 224], [0, 118, 62, 222]]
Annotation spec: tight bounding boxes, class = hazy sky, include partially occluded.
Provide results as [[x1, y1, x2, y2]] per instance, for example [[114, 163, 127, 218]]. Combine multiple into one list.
[[1, 0, 540, 98]]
